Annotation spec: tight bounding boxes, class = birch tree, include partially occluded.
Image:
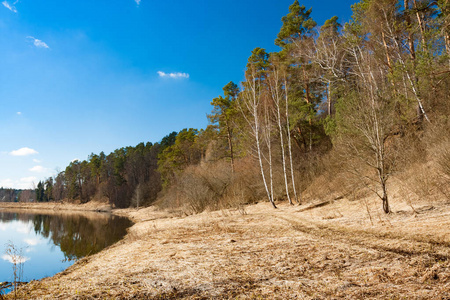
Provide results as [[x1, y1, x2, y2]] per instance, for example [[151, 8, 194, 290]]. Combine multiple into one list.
[[268, 53, 293, 205], [239, 48, 277, 208], [309, 16, 346, 117], [337, 24, 397, 213]]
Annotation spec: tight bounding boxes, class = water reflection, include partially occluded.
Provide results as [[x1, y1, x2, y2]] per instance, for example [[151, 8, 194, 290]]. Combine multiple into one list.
[[0, 210, 132, 284]]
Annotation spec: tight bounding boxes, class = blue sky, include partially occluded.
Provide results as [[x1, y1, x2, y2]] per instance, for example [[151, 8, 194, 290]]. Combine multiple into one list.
[[0, 0, 356, 189]]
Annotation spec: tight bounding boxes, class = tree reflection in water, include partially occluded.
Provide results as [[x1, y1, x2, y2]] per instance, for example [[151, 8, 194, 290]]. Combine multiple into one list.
[[0, 211, 132, 261]]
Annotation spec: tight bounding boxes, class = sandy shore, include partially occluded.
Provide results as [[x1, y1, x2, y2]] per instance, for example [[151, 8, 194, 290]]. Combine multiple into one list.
[[1, 198, 449, 299], [0, 201, 112, 214]]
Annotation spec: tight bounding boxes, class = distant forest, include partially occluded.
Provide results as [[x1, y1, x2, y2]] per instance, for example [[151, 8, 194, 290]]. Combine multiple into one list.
[[24, 0, 450, 213], [0, 188, 34, 202]]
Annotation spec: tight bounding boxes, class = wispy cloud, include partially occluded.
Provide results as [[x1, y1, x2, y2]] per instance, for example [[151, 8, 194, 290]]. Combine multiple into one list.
[[157, 71, 190, 79], [10, 147, 38, 156], [27, 36, 50, 49], [17, 111, 22, 115], [135, 0, 141, 5], [33, 158, 41, 163], [2, 0, 18, 13], [29, 165, 47, 173]]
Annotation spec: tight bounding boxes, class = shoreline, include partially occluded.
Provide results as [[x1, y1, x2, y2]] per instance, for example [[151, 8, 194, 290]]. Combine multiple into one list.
[[0, 201, 113, 214]]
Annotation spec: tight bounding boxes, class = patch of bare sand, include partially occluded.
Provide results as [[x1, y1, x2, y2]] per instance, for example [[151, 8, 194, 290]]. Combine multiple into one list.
[[5, 198, 450, 299]]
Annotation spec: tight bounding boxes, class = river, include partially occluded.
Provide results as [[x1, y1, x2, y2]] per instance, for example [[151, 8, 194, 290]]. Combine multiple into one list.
[[0, 209, 132, 293]]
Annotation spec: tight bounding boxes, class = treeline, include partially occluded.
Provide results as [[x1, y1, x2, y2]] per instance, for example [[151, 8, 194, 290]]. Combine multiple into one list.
[[0, 188, 34, 202], [37, 0, 450, 212], [36, 140, 166, 208]]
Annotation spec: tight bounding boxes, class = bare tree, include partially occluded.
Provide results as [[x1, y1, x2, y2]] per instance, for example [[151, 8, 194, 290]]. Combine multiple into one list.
[[338, 40, 396, 214], [308, 18, 346, 117], [268, 55, 293, 205], [4, 241, 26, 299], [239, 48, 277, 208], [238, 58, 276, 208]]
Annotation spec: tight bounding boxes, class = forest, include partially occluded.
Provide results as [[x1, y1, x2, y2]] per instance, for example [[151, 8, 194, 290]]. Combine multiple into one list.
[[32, 0, 450, 213]]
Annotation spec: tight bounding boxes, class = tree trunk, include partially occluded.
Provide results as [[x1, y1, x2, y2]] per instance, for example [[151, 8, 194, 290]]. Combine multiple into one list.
[[382, 188, 390, 214], [381, 31, 393, 72], [271, 68, 292, 205], [256, 120, 276, 208], [413, 0, 428, 52], [242, 73, 277, 209], [382, 8, 431, 123], [225, 119, 235, 174], [446, 33, 450, 67], [284, 76, 300, 204], [327, 81, 332, 116], [264, 101, 275, 204], [404, 0, 417, 60]]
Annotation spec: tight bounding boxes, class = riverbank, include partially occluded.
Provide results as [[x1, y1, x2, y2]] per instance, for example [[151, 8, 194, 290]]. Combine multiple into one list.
[[0, 201, 112, 213], [1, 197, 450, 299]]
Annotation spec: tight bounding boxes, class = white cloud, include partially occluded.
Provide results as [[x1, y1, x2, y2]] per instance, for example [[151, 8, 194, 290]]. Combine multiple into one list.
[[157, 71, 190, 79], [24, 238, 39, 246], [71, 158, 80, 163], [33, 158, 41, 163], [135, 0, 141, 5], [29, 165, 47, 173], [2, 1, 17, 13], [2, 254, 29, 264], [0, 177, 36, 189], [26, 36, 50, 49], [10, 147, 38, 156], [17, 111, 22, 115]]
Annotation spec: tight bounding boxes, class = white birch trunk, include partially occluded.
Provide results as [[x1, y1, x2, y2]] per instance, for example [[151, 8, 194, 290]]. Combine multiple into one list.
[[269, 66, 292, 205], [284, 75, 300, 204], [240, 69, 277, 208]]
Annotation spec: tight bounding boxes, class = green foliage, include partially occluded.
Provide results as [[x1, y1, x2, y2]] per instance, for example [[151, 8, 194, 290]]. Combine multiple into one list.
[[157, 128, 202, 188], [275, 0, 316, 48], [322, 16, 340, 34], [207, 82, 240, 165], [345, 0, 371, 36], [160, 131, 177, 151], [36, 181, 45, 202], [49, 140, 162, 208], [246, 47, 270, 78], [44, 178, 54, 202]]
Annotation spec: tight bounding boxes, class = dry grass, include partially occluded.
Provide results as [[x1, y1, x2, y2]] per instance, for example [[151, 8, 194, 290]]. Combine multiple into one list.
[[1, 194, 448, 299]]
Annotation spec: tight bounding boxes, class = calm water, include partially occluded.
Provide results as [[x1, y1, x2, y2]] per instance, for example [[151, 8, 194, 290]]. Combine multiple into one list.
[[0, 209, 132, 289]]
